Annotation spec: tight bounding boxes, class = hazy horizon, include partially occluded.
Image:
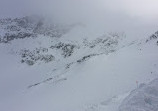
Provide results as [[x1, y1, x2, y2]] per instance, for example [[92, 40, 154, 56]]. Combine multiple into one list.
[[0, 0, 158, 39]]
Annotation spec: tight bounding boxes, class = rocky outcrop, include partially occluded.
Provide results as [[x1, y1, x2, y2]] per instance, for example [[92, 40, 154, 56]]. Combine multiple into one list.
[[20, 48, 55, 65], [50, 42, 78, 58], [0, 16, 73, 43], [146, 31, 158, 45]]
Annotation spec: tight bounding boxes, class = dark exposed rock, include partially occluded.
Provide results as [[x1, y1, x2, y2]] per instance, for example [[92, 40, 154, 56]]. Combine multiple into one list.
[[77, 54, 97, 63], [83, 35, 119, 50], [146, 31, 158, 43], [0, 16, 73, 43], [40, 55, 55, 63], [65, 62, 74, 69], [20, 48, 55, 65], [1, 32, 36, 43], [50, 42, 77, 58]]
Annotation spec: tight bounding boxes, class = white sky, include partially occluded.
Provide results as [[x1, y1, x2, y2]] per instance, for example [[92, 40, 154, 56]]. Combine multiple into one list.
[[1, 0, 158, 19], [0, 0, 158, 38]]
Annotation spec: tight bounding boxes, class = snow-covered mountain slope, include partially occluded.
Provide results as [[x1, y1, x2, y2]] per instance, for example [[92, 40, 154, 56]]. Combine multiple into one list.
[[119, 78, 158, 111], [0, 15, 74, 43], [0, 16, 158, 111]]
